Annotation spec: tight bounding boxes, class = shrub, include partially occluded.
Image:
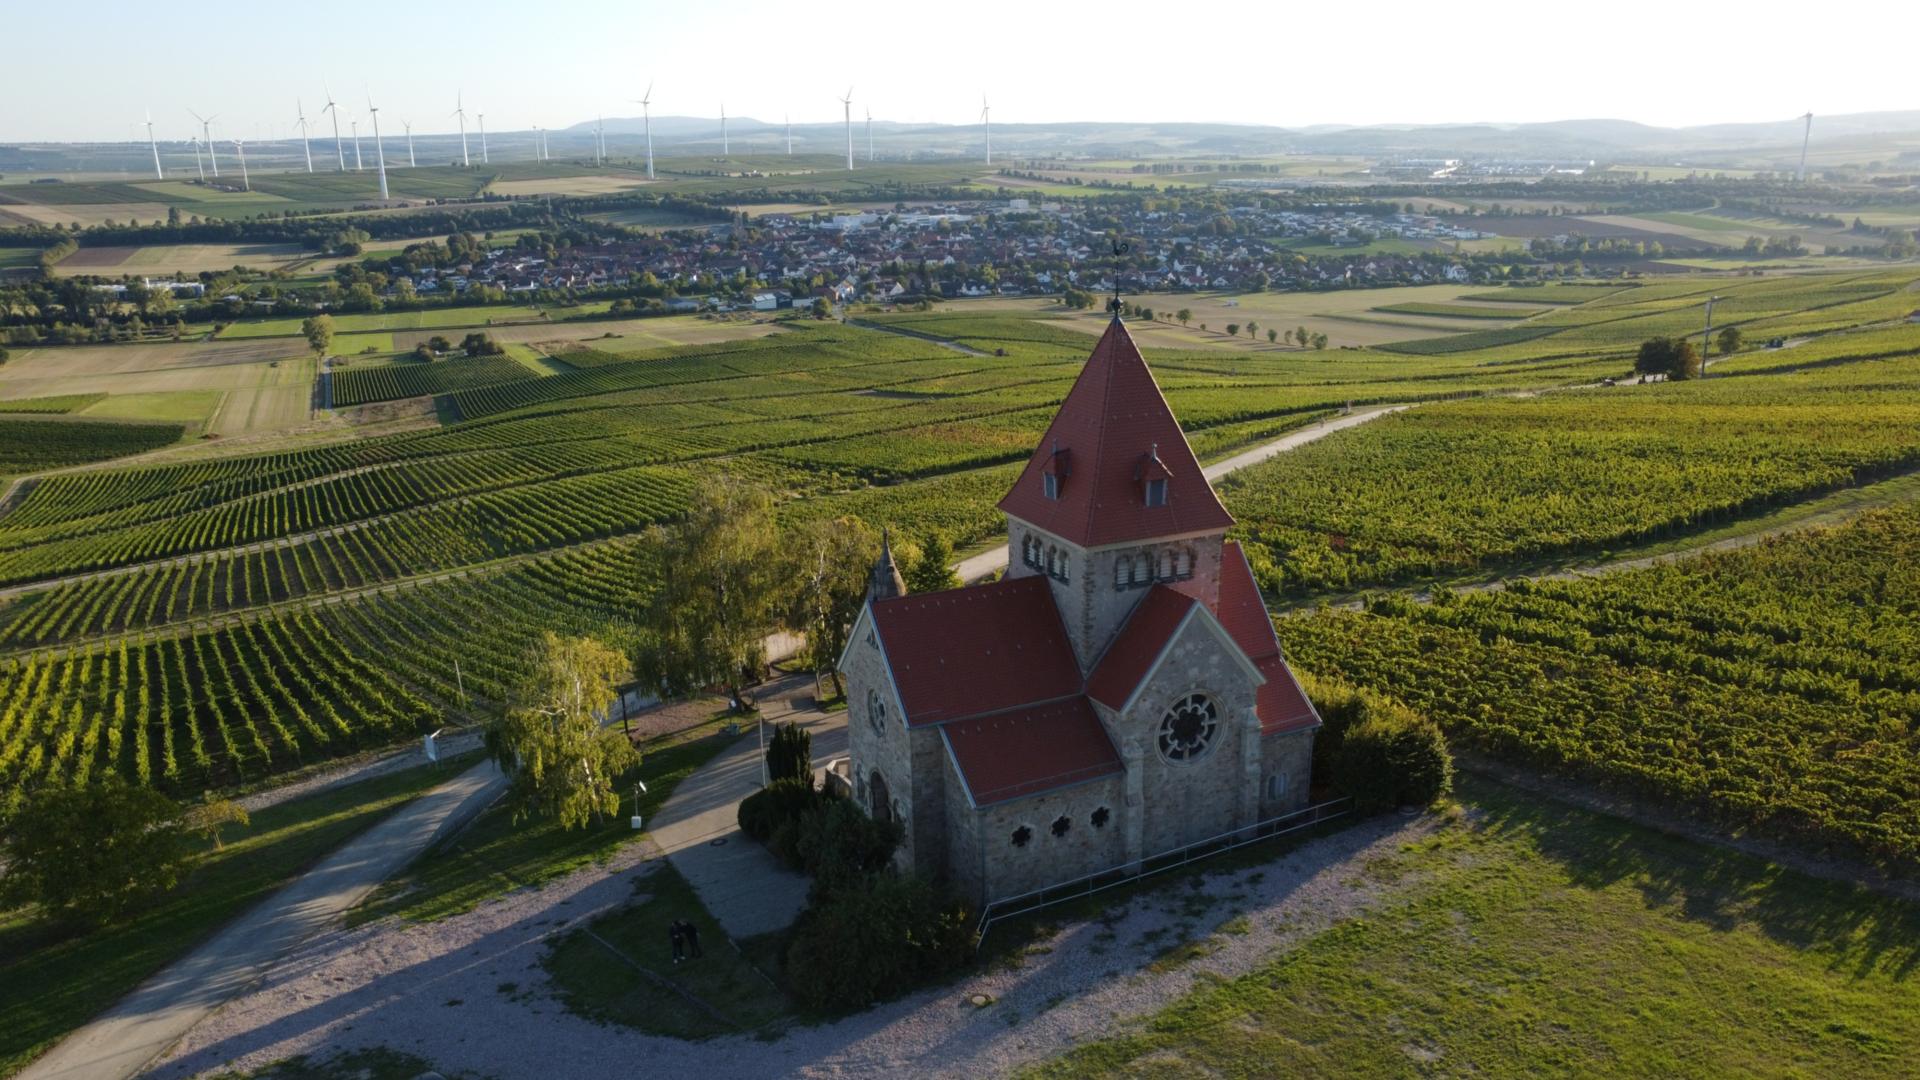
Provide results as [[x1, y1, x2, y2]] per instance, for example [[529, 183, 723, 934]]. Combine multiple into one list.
[[793, 797, 902, 892], [765, 722, 813, 787], [737, 776, 820, 845], [784, 872, 973, 1010], [1337, 703, 1452, 812]]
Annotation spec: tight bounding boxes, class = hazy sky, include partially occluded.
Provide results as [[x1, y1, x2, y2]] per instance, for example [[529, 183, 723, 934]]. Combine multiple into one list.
[[3, 0, 1909, 142]]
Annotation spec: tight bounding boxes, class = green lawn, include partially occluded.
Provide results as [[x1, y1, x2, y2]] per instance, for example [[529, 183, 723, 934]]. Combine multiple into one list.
[[543, 861, 792, 1039], [353, 717, 736, 924], [79, 390, 225, 426], [1026, 776, 1920, 1079], [219, 305, 552, 340], [0, 753, 480, 1078]]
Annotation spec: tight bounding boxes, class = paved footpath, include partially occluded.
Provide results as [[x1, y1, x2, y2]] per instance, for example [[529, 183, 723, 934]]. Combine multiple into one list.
[[952, 405, 1409, 582], [18, 760, 506, 1080], [648, 673, 849, 939]]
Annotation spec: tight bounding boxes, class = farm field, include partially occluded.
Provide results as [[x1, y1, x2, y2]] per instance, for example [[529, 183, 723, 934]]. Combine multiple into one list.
[[1279, 502, 1920, 865], [488, 173, 654, 197], [48, 242, 319, 277], [1033, 775, 1920, 1079], [0, 349, 313, 439], [1220, 361, 1920, 597], [0, 271, 1917, 835]]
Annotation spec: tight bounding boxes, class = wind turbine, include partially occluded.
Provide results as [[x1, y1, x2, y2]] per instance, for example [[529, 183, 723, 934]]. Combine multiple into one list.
[[453, 92, 471, 167], [721, 102, 729, 156], [404, 120, 415, 166], [866, 106, 873, 162], [232, 139, 250, 191], [840, 87, 854, 171], [1797, 112, 1814, 183], [478, 112, 489, 164], [635, 82, 655, 179], [984, 96, 995, 164], [350, 117, 363, 171], [367, 94, 390, 200], [144, 111, 162, 179], [596, 113, 606, 166], [322, 84, 345, 170], [191, 136, 205, 182], [785, 113, 792, 156], [294, 100, 314, 172], [189, 109, 220, 177]]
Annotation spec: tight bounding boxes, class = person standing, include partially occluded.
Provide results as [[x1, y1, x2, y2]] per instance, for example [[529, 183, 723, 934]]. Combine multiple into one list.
[[669, 920, 685, 965]]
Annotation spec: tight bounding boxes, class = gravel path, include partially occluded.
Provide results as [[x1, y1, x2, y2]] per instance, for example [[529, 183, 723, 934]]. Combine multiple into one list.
[[151, 811, 1446, 1079]]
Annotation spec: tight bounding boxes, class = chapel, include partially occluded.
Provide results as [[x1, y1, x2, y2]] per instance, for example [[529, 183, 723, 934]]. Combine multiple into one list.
[[837, 313, 1320, 903]]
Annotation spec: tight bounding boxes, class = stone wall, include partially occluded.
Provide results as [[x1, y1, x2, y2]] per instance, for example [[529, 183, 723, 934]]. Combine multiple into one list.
[[1258, 728, 1316, 817], [940, 744, 984, 901], [971, 775, 1128, 903], [1121, 616, 1262, 856], [1006, 516, 1227, 671], [841, 611, 922, 872]]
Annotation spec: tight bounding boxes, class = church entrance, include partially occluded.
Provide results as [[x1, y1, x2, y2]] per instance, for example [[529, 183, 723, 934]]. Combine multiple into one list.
[[868, 770, 894, 824]]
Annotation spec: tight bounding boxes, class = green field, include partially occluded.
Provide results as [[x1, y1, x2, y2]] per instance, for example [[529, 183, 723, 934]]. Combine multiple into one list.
[[1031, 776, 1920, 1079], [1371, 301, 1549, 320], [220, 306, 553, 339]]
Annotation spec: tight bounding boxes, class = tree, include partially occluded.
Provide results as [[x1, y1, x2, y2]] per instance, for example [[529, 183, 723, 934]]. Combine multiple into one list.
[[460, 331, 502, 356], [1176, 308, 1191, 327], [486, 631, 640, 829], [1245, 320, 1259, 340], [1635, 336, 1700, 380], [785, 517, 882, 699], [0, 778, 192, 925], [811, 296, 831, 319], [766, 722, 813, 787], [903, 531, 959, 593], [300, 314, 334, 361], [1267, 328, 1278, 344], [1225, 323, 1240, 338], [182, 793, 250, 851], [1312, 333, 1329, 350], [412, 343, 435, 362], [1717, 326, 1743, 356], [634, 478, 790, 711], [1296, 325, 1309, 347]]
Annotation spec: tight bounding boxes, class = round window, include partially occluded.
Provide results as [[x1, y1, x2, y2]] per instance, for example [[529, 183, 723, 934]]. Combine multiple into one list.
[[1158, 692, 1219, 763], [867, 689, 887, 735]]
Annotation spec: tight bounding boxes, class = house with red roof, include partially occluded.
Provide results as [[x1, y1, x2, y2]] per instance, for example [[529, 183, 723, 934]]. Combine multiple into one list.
[[838, 314, 1320, 903]]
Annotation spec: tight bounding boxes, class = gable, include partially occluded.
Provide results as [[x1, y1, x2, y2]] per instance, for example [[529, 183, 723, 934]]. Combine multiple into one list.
[[997, 318, 1233, 548], [1090, 589, 1265, 716]]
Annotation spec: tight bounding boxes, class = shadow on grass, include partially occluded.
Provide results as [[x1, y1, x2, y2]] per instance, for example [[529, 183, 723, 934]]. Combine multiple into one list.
[[354, 719, 735, 926], [0, 751, 482, 1078], [1464, 774, 1920, 981]]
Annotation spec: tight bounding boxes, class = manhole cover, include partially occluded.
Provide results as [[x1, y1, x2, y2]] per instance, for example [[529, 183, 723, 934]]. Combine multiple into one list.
[[709, 838, 728, 847]]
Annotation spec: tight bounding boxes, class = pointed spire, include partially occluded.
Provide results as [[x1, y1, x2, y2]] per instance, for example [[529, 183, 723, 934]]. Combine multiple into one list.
[[997, 318, 1233, 547], [869, 527, 907, 602]]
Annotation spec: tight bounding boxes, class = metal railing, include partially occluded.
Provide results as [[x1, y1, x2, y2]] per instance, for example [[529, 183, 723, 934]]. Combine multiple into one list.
[[974, 796, 1352, 952]]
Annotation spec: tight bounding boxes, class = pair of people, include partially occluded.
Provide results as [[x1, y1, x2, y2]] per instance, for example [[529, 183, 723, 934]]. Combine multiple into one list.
[[668, 918, 704, 964]]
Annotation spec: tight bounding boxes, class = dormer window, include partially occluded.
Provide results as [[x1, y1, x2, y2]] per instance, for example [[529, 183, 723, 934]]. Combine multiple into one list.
[[1136, 444, 1171, 507], [1042, 442, 1071, 500]]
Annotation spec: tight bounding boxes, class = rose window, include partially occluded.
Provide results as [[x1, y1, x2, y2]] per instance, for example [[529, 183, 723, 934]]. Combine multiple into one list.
[[1157, 693, 1218, 763]]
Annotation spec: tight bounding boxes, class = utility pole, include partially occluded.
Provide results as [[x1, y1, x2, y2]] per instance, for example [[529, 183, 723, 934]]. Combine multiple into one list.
[[1700, 295, 1721, 377]]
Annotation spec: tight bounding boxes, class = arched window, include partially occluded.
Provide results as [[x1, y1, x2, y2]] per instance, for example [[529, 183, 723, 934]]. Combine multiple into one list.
[[1266, 773, 1288, 800], [1175, 549, 1193, 578], [869, 771, 894, 824], [1132, 554, 1149, 585], [1158, 551, 1174, 580], [1114, 559, 1129, 590]]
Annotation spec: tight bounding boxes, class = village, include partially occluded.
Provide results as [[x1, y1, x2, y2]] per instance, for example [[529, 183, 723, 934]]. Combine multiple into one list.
[[392, 198, 1496, 311]]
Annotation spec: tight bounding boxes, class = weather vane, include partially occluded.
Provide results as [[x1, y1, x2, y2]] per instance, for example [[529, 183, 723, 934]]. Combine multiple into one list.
[[1109, 240, 1130, 314]]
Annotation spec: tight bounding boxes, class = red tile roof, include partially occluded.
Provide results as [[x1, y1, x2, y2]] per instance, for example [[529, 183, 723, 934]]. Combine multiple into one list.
[[942, 696, 1123, 805], [997, 318, 1234, 548], [1214, 541, 1281, 662], [1086, 586, 1197, 710], [1255, 654, 1320, 735], [870, 575, 1081, 727]]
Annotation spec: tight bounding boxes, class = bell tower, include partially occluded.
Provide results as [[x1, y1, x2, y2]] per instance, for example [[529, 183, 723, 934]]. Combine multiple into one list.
[[998, 316, 1234, 669]]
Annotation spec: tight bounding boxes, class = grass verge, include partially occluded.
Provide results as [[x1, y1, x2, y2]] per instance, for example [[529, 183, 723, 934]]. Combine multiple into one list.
[[352, 715, 736, 925], [543, 861, 793, 1039], [0, 752, 481, 1079], [1023, 775, 1920, 1078]]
